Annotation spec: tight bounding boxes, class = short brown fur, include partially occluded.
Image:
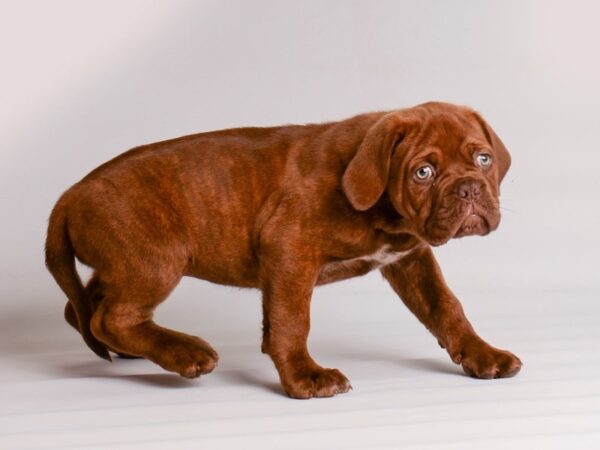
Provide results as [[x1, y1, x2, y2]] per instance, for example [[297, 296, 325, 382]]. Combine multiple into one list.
[[46, 102, 521, 398]]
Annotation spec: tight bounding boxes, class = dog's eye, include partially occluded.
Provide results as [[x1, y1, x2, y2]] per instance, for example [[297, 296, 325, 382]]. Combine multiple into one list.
[[414, 165, 435, 182], [475, 153, 493, 169]]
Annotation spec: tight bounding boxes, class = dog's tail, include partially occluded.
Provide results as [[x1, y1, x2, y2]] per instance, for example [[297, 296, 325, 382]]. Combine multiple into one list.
[[45, 194, 111, 361]]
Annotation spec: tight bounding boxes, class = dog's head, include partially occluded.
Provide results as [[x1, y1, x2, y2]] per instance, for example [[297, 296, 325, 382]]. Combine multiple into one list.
[[342, 102, 511, 246]]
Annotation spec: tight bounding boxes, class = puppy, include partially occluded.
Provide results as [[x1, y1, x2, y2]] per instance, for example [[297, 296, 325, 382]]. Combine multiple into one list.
[[46, 102, 522, 398]]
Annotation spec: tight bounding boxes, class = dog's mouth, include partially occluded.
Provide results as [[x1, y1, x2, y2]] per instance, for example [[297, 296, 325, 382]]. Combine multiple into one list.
[[452, 203, 490, 238], [454, 212, 489, 238], [423, 201, 498, 246]]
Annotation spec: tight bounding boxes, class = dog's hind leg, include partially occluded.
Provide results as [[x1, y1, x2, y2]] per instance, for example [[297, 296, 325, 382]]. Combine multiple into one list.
[[89, 265, 218, 378], [64, 273, 140, 359], [64, 300, 79, 331], [64, 273, 103, 330]]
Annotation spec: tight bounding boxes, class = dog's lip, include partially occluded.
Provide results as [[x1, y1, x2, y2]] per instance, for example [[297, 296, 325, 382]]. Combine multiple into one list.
[[461, 213, 485, 225], [423, 200, 497, 245], [455, 212, 489, 237]]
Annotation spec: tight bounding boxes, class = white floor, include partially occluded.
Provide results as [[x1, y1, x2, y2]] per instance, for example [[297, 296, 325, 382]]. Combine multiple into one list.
[[1, 280, 599, 450]]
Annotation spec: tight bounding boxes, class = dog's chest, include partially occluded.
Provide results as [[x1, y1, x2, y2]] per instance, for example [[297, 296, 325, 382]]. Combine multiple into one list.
[[317, 245, 412, 284]]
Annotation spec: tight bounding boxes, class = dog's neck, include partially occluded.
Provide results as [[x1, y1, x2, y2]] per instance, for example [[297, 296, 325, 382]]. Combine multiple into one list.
[[369, 195, 410, 234]]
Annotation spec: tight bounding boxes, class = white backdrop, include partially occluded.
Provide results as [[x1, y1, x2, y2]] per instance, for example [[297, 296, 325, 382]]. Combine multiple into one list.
[[1, 1, 599, 448], [2, 0, 599, 296]]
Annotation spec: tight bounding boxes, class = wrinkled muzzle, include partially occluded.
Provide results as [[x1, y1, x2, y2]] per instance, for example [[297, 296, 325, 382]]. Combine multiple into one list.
[[424, 176, 500, 246]]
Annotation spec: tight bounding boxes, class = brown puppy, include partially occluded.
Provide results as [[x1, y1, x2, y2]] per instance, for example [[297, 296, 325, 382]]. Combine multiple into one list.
[[46, 102, 521, 398]]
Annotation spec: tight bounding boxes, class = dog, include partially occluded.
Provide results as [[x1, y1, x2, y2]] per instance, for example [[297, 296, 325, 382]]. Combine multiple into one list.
[[46, 101, 522, 398]]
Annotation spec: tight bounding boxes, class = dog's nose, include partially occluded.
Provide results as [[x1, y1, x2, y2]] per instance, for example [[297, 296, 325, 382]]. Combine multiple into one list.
[[456, 180, 482, 201]]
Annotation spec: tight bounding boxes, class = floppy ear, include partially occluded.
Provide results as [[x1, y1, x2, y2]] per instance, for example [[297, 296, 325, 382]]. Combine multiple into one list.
[[342, 114, 406, 211], [487, 124, 511, 183], [475, 114, 511, 183]]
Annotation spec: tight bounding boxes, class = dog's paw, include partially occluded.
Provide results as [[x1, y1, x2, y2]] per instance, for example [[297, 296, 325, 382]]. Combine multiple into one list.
[[177, 348, 219, 379], [283, 367, 352, 399], [153, 340, 219, 379], [458, 342, 522, 379]]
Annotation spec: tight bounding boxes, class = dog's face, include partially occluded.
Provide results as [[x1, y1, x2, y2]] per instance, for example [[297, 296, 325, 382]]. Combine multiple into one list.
[[343, 102, 511, 246]]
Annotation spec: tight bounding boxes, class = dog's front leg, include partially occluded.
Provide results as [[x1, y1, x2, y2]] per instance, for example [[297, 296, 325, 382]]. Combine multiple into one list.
[[259, 250, 352, 399], [381, 246, 522, 379]]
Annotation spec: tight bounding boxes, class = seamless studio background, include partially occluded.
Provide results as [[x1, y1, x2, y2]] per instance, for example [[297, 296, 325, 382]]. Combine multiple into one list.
[[1, 1, 599, 449]]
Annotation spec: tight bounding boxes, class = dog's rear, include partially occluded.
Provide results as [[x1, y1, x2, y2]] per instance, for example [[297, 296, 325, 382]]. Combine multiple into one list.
[[45, 125, 299, 362], [45, 192, 111, 360]]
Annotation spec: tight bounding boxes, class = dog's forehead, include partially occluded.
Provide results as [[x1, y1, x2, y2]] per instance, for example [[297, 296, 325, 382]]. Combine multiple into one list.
[[417, 111, 487, 153]]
